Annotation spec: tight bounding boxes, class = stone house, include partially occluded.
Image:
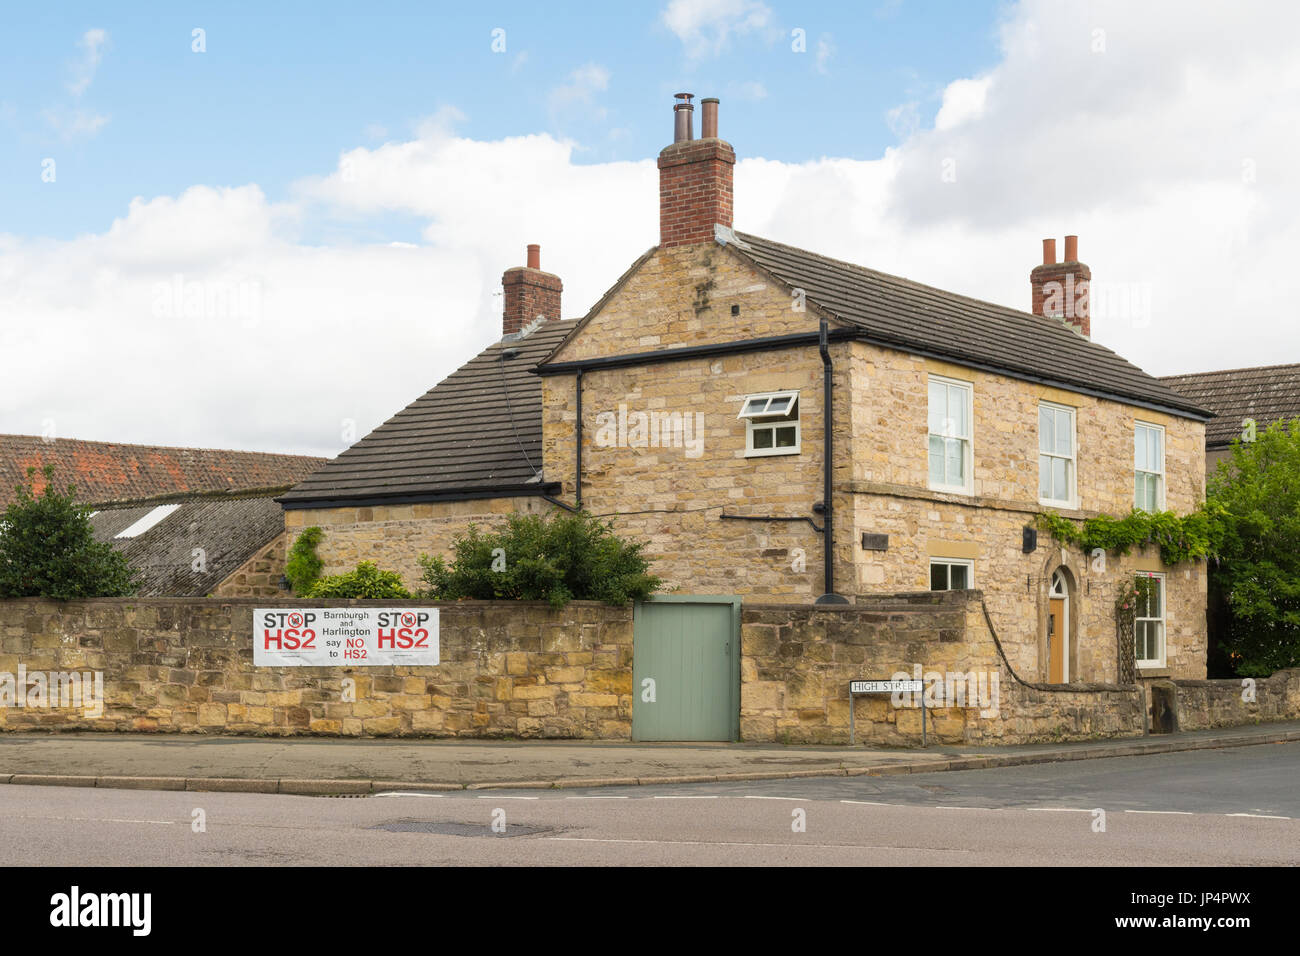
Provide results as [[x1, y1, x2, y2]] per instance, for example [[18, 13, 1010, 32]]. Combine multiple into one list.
[[1161, 363, 1300, 477], [280, 95, 1212, 688]]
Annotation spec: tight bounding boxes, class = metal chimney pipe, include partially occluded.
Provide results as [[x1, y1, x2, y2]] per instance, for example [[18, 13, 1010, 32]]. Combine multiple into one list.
[[700, 97, 718, 138], [1064, 235, 1078, 262], [1042, 238, 1057, 265], [527, 244, 540, 270], [673, 92, 694, 142]]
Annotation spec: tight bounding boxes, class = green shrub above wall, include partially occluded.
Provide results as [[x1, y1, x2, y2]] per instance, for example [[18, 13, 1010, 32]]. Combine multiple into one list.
[[0, 465, 139, 600], [306, 561, 411, 599], [418, 510, 662, 608]]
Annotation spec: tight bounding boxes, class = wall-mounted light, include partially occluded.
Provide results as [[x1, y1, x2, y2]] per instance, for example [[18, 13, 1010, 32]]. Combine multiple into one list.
[[1022, 526, 1038, 554]]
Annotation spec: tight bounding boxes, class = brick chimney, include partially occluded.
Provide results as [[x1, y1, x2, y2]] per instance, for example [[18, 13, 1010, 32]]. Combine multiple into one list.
[[1030, 235, 1091, 337], [658, 94, 735, 248], [501, 244, 562, 337]]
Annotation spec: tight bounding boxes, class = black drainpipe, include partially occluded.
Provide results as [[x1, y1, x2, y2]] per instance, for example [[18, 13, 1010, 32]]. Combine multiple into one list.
[[574, 369, 583, 509], [816, 318, 849, 605]]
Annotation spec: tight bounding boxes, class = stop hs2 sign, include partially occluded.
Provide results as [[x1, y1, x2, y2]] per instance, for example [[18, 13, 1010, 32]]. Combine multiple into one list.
[[254, 608, 440, 667]]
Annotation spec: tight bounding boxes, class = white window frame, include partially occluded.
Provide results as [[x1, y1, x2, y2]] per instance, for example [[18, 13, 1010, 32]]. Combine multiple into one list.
[[1134, 572, 1166, 669], [739, 390, 801, 458], [1038, 401, 1078, 508], [927, 375, 974, 494], [1134, 421, 1166, 512], [929, 557, 974, 591]]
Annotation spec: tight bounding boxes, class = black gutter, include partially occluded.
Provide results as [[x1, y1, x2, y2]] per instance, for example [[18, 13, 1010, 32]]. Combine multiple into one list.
[[816, 318, 849, 605], [277, 482, 562, 510], [535, 325, 1212, 423], [534, 328, 858, 376]]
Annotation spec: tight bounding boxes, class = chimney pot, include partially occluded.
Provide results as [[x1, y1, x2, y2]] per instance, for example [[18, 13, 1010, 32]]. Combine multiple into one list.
[[1042, 238, 1057, 265], [701, 97, 719, 138], [1063, 235, 1078, 262], [673, 92, 695, 143], [527, 243, 540, 270]]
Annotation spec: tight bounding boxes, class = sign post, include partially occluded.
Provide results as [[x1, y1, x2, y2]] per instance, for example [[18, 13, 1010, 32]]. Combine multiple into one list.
[[849, 678, 926, 747]]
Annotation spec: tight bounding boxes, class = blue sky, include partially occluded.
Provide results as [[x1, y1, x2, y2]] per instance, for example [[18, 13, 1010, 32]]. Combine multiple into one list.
[[3, 1, 1002, 241], [1, 1, 1295, 456]]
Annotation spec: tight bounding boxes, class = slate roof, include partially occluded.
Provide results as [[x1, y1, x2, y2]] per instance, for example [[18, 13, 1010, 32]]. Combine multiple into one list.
[[729, 232, 1212, 421], [91, 494, 286, 597], [0, 435, 325, 508], [278, 320, 577, 506], [1160, 363, 1300, 447]]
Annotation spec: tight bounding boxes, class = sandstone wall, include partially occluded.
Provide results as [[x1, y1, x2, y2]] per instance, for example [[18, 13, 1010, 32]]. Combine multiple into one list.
[[1173, 669, 1300, 731], [0, 598, 631, 739], [212, 532, 289, 598], [741, 592, 1147, 745]]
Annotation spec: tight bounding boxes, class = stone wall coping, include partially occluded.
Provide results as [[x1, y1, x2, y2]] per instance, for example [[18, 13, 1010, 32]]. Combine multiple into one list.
[[0, 596, 626, 611], [1174, 669, 1298, 688]]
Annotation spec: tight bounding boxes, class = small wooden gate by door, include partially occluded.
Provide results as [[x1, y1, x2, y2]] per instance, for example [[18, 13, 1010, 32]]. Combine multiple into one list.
[[632, 596, 740, 741]]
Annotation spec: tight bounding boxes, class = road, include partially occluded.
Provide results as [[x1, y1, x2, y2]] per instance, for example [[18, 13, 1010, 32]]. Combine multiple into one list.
[[1, 743, 1297, 866]]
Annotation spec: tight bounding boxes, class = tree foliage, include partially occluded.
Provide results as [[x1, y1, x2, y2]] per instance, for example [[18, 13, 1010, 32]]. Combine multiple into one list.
[[305, 561, 411, 599], [0, 466, 139, 599], [1206, 419, 1300, 676], [417, 510, 662, 608]]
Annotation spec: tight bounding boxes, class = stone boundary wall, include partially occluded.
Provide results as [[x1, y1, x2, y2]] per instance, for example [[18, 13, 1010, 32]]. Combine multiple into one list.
[[1173, 669, 1300, 731], [0, 598, 631, 739], [742, 591, 1146, 745]]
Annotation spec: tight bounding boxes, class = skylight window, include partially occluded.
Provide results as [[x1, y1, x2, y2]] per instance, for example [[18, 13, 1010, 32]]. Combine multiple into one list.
[[114, 504, 181, 539]]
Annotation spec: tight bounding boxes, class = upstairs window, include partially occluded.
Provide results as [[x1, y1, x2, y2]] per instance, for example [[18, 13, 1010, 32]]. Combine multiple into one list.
[[927, 376, 972, 492], [739, 391, 800, 457], [1134, 422, 1165, 512], [1038, 402, 1076, 506]]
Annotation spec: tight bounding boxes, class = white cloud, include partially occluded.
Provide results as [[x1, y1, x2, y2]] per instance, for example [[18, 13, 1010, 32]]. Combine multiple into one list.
[[548, 63, 611, 123], [45, 28, 110, 140], [4, 0, 1299, 459], [933, 76, 991, 131], [662, 0, 772, 58], [815, 35, 834, 74], [68, 28, 107, 97]]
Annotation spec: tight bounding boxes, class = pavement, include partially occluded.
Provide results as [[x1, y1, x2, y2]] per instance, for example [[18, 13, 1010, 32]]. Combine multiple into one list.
[[2, 720, 1299, 795]]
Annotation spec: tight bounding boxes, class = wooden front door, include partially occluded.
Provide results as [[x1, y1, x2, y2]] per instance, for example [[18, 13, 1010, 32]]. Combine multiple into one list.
[[1048, 597, 1066, 683]]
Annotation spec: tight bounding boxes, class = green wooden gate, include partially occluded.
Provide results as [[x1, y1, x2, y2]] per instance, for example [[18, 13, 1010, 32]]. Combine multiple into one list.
[[632, 596, 741, 742]]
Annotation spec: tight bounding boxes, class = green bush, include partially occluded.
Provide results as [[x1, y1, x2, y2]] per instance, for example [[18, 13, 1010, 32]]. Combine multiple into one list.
[[0, 465, 139, 599], [305, 561, 411, 599], [417, 510, 661, 608], [285, 526, 324, 594]]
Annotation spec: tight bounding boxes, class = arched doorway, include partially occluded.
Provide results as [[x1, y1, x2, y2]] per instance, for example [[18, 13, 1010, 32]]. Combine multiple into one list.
[[1047, 568, 1070, 683]]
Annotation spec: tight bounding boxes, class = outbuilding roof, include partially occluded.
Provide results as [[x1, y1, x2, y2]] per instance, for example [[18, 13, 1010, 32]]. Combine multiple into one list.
[[91, 494, 287, 596], [1160, 363, 1300, 447], [0, 435, 324, 508]]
